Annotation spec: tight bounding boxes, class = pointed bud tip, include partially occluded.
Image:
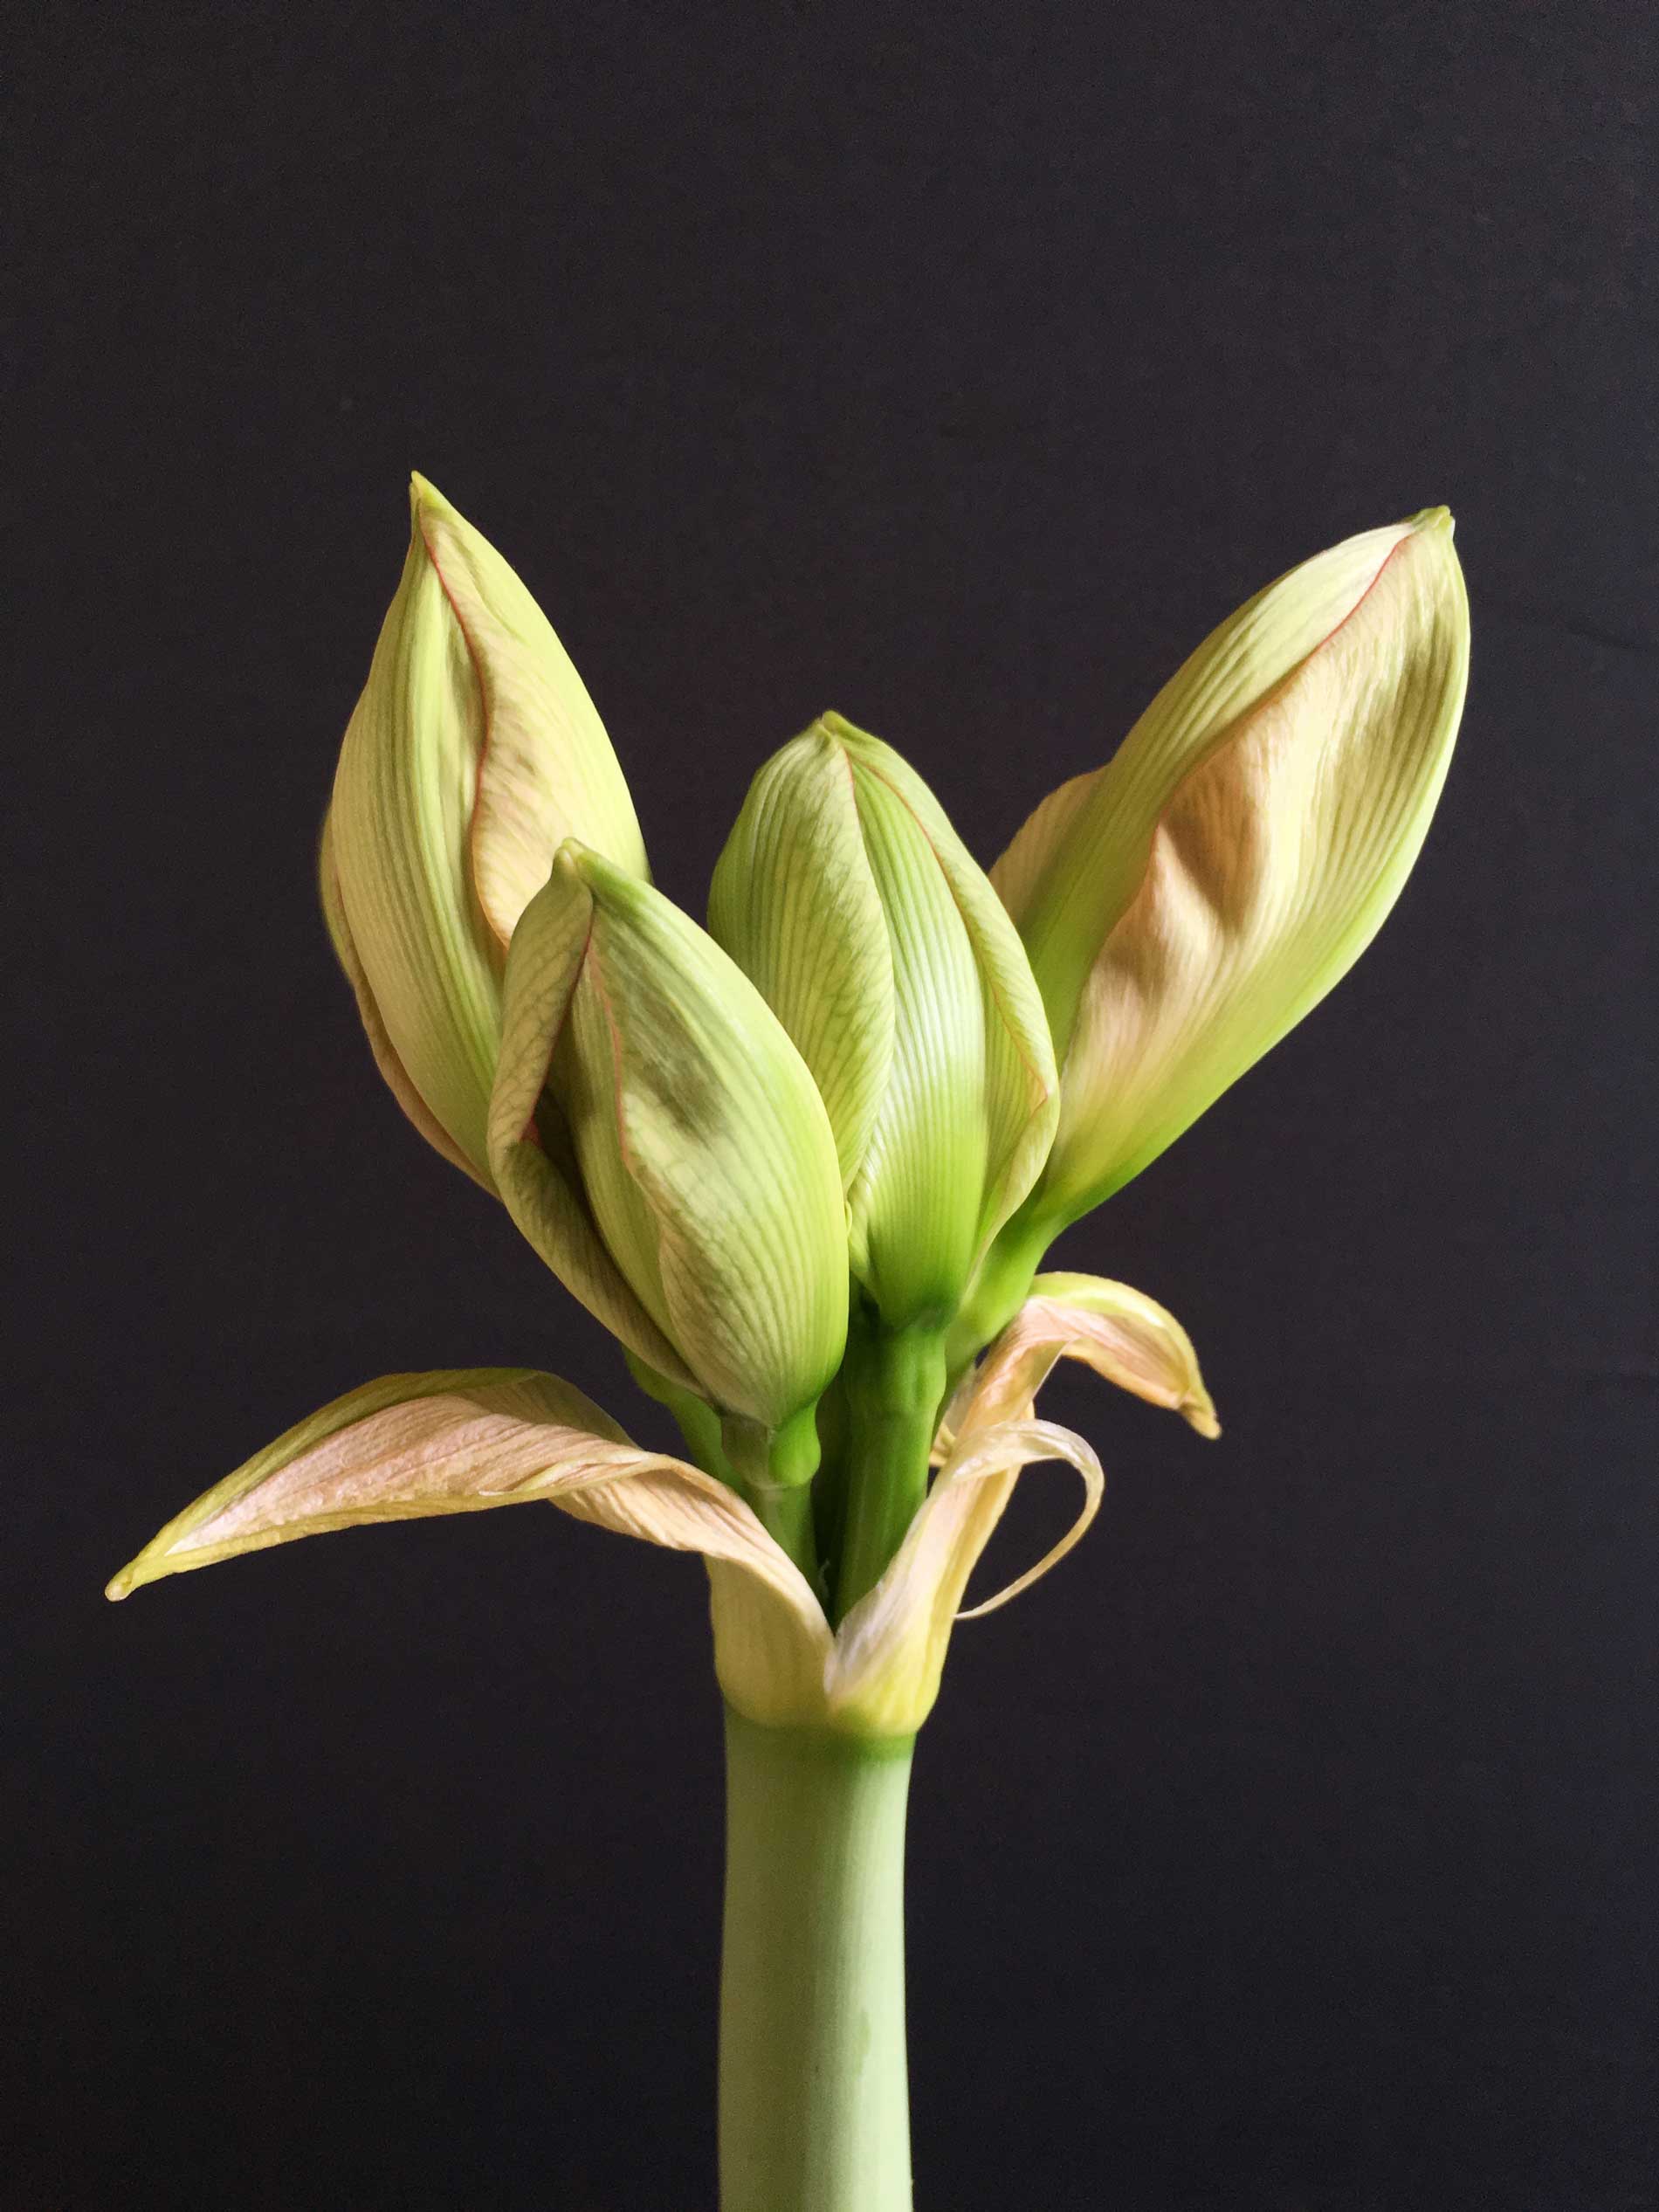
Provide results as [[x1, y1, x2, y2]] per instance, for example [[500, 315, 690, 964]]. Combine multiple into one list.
[[104, 1563, 137, 1602], [407, 471, 457, 524], [554, 839, 655, 925], [808, 711, 891, 773], [554, 835, 621, 888], [1407, 505, 1454, 540]]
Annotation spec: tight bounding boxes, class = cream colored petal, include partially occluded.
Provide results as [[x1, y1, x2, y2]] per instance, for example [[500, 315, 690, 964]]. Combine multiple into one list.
[[107, 1367, 630, 1595], [106, 1368, 834, 1726], [933, 1272, 1217, 1463], [828, 1415, 1102, 1736], [319, 810, 495, 1192], [554, 1474, 834, 1730], [410, 476, 649, 944], [1001, 1272, 1218, 1435]]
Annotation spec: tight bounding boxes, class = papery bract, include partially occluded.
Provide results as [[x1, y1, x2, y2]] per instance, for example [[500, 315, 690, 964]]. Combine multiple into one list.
[[105, 1269, 1214, 1740]]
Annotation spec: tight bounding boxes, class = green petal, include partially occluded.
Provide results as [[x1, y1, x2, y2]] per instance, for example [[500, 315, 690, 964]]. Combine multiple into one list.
[[714, 715, 1057, 1327], [563, 850, 850, 1429], [326, 479, 650, 1185], [997, 511, 1470, 1221], [834, 721, 1057, 1320], [492, 849, 850, 1429], [708, 725, 896, 1194], [486, 852, 698, 1385]]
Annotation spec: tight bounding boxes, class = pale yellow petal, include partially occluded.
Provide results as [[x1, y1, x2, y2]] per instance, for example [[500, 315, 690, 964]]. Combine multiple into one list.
[[319, 810, 495, 1191], [410, 475, 649, 945], [935, 1272, 1218, 1462]]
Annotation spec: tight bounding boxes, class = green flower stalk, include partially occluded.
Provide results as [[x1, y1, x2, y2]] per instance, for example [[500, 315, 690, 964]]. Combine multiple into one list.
[[108, 483, 1470, 2211]]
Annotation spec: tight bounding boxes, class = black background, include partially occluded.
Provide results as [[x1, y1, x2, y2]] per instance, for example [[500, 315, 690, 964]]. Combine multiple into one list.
[[9, 4, 1656, 2207]]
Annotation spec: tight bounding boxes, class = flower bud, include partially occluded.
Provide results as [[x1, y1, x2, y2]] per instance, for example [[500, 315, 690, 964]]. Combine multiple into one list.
[[488, 844, 849, 1438], [995, 510, 1470, 1228], [709, 714, 1057, 1330], [323, 475, 648, 1185]]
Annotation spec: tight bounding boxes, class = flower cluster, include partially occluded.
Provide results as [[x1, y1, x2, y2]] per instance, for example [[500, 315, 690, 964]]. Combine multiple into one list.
[[109, 478, 1468, 1739]]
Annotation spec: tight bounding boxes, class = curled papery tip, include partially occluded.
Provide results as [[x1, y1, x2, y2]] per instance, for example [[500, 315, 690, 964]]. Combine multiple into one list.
[[1185, 1395, 1222, 1442], [951, 1416, 1105, 1621]]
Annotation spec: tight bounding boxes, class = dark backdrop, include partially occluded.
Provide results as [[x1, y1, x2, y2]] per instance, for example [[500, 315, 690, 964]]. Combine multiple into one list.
[[9, 4, 1655, 2207]]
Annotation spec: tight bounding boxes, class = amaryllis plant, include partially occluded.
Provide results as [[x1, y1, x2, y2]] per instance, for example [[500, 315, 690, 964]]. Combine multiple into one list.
[[109, 478, 1469, 2209]]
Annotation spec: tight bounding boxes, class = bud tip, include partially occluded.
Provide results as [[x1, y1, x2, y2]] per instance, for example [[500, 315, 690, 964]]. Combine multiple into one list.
[[408, 471, 455, 523]]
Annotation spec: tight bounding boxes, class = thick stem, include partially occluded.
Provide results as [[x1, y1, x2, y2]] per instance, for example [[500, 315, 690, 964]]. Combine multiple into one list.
[[833, 1328, 947, 1623], [719, 1711, 915, 2212]]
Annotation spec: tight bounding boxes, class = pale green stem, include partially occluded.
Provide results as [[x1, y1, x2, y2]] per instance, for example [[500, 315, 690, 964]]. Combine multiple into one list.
[[719, 1711, 915, 2212]]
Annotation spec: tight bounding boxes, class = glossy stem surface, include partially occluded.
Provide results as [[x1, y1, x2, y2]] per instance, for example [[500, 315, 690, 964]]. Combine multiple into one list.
[[719, 1710, 915, 2212]]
